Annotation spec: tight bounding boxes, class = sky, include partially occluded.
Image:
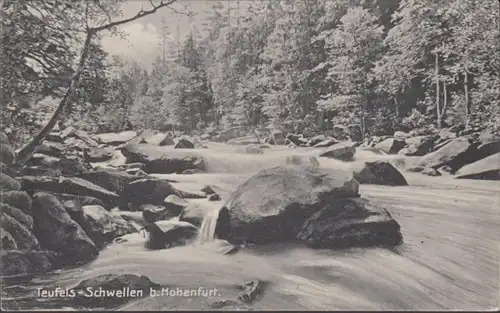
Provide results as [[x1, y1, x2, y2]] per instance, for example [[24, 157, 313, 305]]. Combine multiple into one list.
[[101, 0, 252, 70]]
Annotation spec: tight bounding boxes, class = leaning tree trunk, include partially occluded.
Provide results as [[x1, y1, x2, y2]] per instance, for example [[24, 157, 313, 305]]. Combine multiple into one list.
[[15, 32, 95, 165], [14, 0, 177, 166]]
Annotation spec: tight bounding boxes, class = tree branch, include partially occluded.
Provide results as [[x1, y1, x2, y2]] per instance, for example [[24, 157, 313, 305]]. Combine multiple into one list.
[[92, 0, 178, 33]]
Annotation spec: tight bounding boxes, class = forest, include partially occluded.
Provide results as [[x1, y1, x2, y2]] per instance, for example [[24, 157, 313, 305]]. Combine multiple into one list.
[[2, 0, 499, 147]]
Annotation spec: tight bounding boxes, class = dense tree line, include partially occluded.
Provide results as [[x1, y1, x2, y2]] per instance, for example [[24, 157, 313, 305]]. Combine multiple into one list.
[[3, 0, 499, 145]]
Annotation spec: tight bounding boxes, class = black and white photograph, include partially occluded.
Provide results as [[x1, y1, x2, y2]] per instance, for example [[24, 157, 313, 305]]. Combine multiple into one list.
[[0, 0, 499, 311]]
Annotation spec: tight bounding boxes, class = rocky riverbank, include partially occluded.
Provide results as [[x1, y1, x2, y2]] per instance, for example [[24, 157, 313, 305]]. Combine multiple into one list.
[[1, 125, 498, 310]]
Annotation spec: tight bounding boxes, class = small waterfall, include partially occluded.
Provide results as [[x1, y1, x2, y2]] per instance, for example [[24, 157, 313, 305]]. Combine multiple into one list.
[[196, 207, 223, 245]]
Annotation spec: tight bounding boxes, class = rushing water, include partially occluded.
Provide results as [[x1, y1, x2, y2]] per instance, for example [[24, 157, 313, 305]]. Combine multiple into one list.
[[195, 207, 223, 245], [2, 144, 499, 311]]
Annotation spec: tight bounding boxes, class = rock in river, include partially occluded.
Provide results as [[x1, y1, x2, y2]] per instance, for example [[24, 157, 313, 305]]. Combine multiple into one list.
[[32, 193, 98, 264], [220, 165, 360, 244]]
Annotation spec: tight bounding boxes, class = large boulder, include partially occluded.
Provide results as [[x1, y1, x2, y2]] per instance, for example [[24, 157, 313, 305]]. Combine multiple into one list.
[[141, 204, 174, 223], [141, 133, 175, 146], [1, 190, 32, 215], [297, 197, 402, 248], [286, 134, 309, 147], [220, 166, 360, 244], [19, 176, 119, 209], [455, 153, 500, 180], [0, 250, 60, 277], [0, 213, 39, 250], [119, 178, 180, 210], [31, 193, 98, 263], [374, 138, 406, 154], [94, 131, 138, 146], [319, 142, 356, 161], [120, 144, 207, 174], [77, 170, 141, 194], [416, 137, 478, 173], [398, 135, 434, 156], [26, 153, 89, 176], [0, 173, 21, 191], [353, 161, 408, 186], [80, 205, 135, 249], [1, 203, 34, 230]]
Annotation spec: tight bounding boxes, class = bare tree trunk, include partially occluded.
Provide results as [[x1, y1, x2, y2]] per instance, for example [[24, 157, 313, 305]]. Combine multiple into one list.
[[439, 79, 448, 127], [435, 51, 441, 128], [16, 32, 94, 165], [394, 96, 399, 118], [15, 0, 178, 166], [464, 69, 469, 129]]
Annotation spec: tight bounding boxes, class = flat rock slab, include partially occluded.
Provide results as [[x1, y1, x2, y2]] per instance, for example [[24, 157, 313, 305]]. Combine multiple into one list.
[[19, 176, 119, 208]]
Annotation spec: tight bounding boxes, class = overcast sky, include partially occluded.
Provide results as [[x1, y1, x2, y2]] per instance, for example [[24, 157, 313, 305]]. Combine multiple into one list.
[[101, 0, 251, 70]]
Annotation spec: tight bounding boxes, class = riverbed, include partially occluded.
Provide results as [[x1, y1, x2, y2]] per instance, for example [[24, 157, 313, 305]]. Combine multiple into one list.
[[2, 144, 499, 311]]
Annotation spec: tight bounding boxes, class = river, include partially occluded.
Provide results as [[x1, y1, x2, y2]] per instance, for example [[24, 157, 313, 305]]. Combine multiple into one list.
[[2, 144, 499, 311]]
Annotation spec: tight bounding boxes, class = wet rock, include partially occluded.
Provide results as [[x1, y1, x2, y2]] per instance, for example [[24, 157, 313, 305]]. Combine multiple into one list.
[[176, 188, 206, 199], [416, 137, 478, 173], [81, 205, 135, 249], [146, 220, 198, 249], [119, 178, 180, 211], [19, 176, 119, 209], [118, 162, 145, 171], [286, 134, 308, 146], [208, 194, 221, 201], [319, 142, 356, 161], [374, 138, 406, 154], [32, 193, 98, 264], [0, 213, 39, 249], [297, 197, 403, 248], [94, 131, 138, 146], [179, 203, 212, 227], [141, 132, 175, 146], [398, 136, 434, 156], [238, 280, 264, 303], [174, 137, 195, 149], [77, 170, 140, 194], [1, 191, 32, 215], [308, 135, 327, 147], [0, 250, 59, 277], [0, 173, 21, 191], [353, 161, 408, 186], [141, 204, 174, 223], [221, 166, 359, 244], [120, 144, 207, 174], [422, 167, 441, 177], [201, 185, 217, 195], [313, 137, 340, 148], [455, 152, 500, 180], [164, 195, 189, 215]]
